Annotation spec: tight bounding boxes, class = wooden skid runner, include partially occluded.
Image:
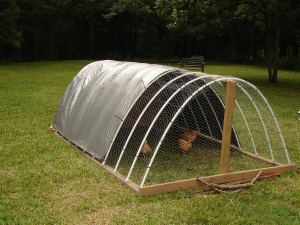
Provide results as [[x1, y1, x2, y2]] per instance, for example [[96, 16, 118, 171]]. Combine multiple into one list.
[[139, 164, 296, 196], [50, 126, 296, 197]]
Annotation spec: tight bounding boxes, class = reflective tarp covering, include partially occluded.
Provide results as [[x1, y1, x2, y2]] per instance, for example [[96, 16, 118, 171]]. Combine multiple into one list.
[[52, 60, 179, 159], [52, 60, 293, 194]]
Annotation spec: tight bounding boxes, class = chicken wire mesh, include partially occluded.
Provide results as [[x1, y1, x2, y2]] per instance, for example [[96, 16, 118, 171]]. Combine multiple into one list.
[[103, 72, 290, 187], [50, 60, 294, 196], [232, 80, 290, 165]]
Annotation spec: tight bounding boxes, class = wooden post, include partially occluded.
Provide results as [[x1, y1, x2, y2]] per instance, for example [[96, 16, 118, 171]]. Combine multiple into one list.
[[220, 81, 237, 174]]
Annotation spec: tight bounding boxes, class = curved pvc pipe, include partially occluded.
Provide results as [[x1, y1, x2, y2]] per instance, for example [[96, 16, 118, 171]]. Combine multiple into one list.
[[102, 69, 180, 165], [234, 98, 258, 154], [200, 80, 241, 149], [112, 72, 198, 172], [194, 96, 213, 136], [126, 76, 222, 183], [139, 78, 290, 186], [139, 78, 228, 186], [234, 79, 290, 164], [235, 83, 274, 161]]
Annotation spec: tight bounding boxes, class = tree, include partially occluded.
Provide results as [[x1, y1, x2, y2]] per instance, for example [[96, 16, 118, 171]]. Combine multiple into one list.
[[237, 0, 282, 82], [0, 0, 23, 59], [1, 0, 298, 67], [105, 0, 170, 59], [19, 0, 66, 60], [156, 0, 300, 82]]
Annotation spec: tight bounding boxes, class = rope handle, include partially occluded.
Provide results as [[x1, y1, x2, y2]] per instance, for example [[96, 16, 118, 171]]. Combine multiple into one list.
[[197, 170, 263, 194]]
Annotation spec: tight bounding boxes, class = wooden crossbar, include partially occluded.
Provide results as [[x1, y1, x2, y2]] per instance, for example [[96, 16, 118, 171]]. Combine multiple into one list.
[[139, 164, 296, 196], [50, 126, 296, 197]]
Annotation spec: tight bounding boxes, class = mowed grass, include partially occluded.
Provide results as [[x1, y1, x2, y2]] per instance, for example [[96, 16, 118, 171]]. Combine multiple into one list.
[[0, 60, 299, 224]]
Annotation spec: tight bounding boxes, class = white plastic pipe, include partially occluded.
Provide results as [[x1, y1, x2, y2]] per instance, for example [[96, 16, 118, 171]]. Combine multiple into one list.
[[126, 75, 220, 182]]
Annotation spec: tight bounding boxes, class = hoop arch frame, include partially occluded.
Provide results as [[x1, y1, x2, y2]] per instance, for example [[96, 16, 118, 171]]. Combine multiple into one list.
[[121, 77, 290, 187], [125, 76, 232, 184], [98, 70, 290, 187], [102, 68, 180, 165]]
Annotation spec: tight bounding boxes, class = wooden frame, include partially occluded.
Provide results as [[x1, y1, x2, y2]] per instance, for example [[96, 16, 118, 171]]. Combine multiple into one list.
[[220, 81, 237, 174], [49, 78, 296, 196], [51, 128, 296, 197], [139, 164, 296, 196]]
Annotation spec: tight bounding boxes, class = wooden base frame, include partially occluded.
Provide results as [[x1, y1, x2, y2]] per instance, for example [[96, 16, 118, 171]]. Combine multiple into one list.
[[50, 127, 296, 197], [139, 164, 296, 196]]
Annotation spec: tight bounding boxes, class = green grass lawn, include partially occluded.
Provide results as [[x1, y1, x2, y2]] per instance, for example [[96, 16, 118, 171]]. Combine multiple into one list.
[[0, 60, 299, 224]]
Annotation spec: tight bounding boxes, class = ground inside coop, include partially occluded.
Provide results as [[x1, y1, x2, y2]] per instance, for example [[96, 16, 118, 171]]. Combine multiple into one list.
[[111, 126, 273, 187]]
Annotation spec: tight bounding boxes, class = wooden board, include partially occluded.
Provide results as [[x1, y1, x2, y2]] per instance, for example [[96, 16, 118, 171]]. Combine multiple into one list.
[[220, 81, 237, 174], [139, 164, 296, 196], [231, 147, 283, 166], [50, 127, 295, 197]]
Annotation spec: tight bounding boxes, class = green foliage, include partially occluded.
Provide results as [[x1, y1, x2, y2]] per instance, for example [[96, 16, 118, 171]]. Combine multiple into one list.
[[105, 0, 154, 19], [0, 0, 299, 81], [279, 57, 300, 71], [0, 0, 23, 48], [155, 0, 300, 82], [0, 60, 299, 224]]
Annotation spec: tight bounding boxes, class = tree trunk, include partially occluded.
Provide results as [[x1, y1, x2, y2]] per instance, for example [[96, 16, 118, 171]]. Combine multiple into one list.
[[132, 21, 137, 58], [146, 23, 153, 58], [265, 29, 273, 82], [156, 15, 163, 62], [271, 9, 281, 83], [89, 21, 94, 59], [34, 19, 40, 61], [49, 17, 54, 60]]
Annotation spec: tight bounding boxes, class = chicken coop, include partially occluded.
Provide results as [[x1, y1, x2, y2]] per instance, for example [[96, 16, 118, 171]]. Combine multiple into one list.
[[50, 60, 295, 196]]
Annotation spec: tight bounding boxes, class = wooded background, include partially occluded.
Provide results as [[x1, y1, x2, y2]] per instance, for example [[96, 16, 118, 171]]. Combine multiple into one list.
[[1, 0, 300, 81]]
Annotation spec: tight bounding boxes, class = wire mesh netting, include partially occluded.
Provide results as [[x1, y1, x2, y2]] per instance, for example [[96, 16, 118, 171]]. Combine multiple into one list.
[[232, 80, 290, 165], [51, 60, 293, 195], [104, 72, 290, 187]]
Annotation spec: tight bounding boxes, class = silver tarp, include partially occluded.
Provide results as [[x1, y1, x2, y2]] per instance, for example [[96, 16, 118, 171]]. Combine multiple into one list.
[[52, 60, 178, 159]]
